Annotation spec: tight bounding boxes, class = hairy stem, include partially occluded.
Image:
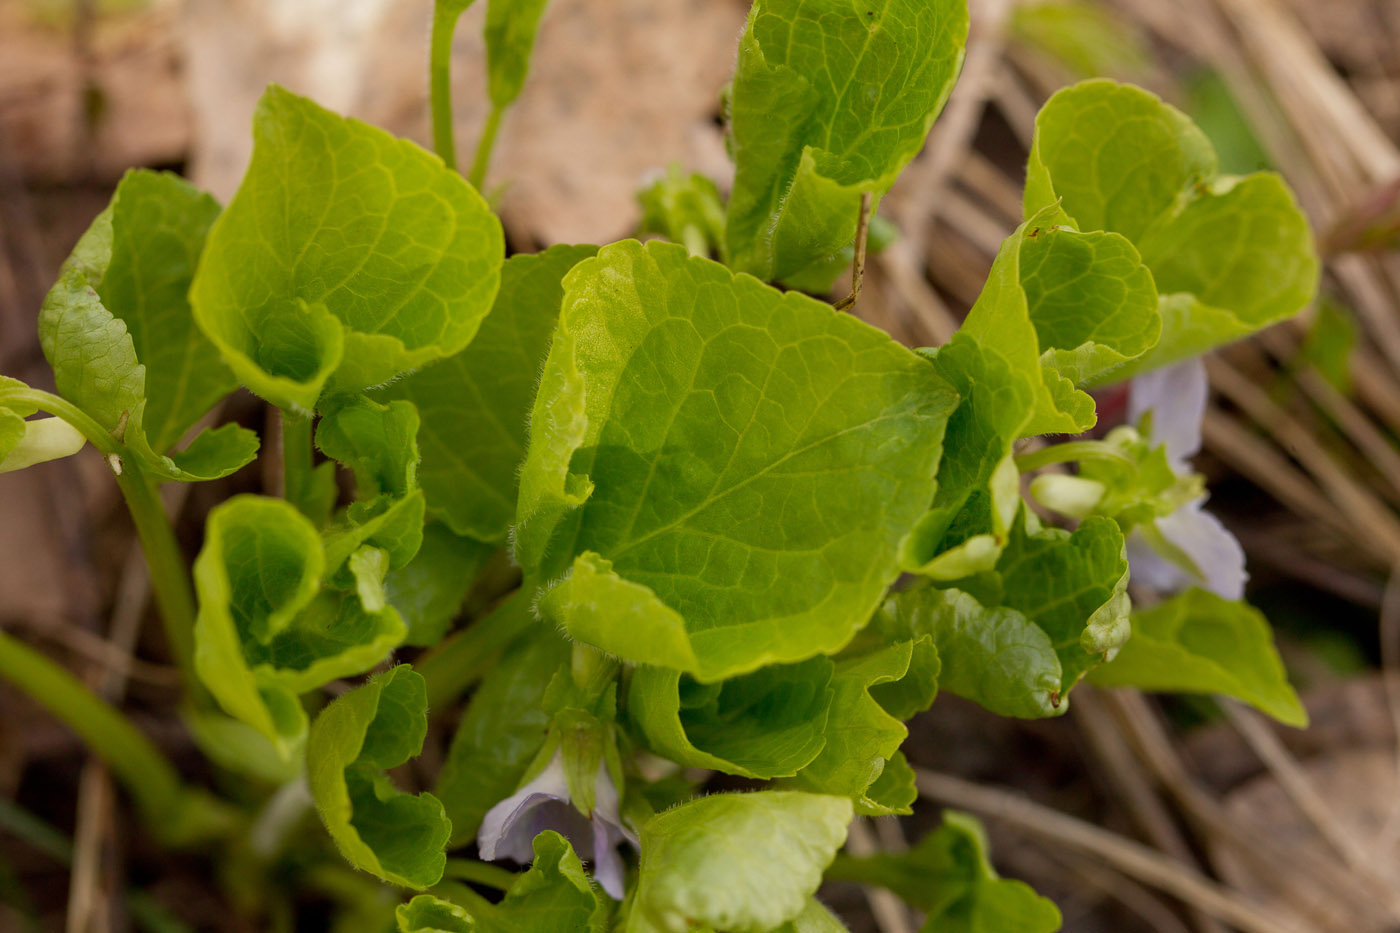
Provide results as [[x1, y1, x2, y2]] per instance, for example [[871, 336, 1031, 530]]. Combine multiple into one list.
[[430, 3, 463, 170], [417, 587, 535, 710], [0, 630, 190, 829], [468, 104, 504, 193]]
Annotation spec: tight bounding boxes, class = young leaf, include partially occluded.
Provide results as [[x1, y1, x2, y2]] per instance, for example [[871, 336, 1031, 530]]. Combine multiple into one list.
[[37, 170, 257, 480], [483, 0, 551, 110], [637, 165, 726, 258], [629, 791, 852, 933], [1025, 79, 1317, 375], [378, 245, 598, 543], [792, 640, 922, 814], [317, 396, 420, 500], [476, 831, 610, 932], [957, 211, 1158, 436], [385, 521, 495, 646], [1089, 588, 1306, 726], [437, 630, 570, 846], [967, 512, 1131, 694], [518, 240, 956, 682], [888, 587, 1061, 719], [190, 85, 504, 411], [398, 895, 475, 933], [724, 0, 969, 285], [828, 810, 1062, 932], [307, 665, 451, 889], [900, 335, 1033, 579], [627, 656, 835, 779], [193, 496, 407, 752]]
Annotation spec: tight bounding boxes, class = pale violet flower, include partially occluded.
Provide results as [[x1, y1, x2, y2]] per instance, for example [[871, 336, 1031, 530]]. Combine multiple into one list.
[[478, 750, 636, 899], [1126, 357, 1247, 600]]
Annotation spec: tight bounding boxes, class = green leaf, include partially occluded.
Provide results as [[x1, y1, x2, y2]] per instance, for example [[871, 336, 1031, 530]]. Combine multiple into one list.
[[888, 587, 1061, 719], [793, 641, 917, 814], [1089, 588, 1307, 726], [627, 656, 835, 779], [629, 791, 852, 933], [900, 336, 1032, 579], [308, 666, 451, 889], [436, 629, 570, 846], [317, 396, 420, 500], [37, 170, 256, 480], [484, 0, 551, 109], [398, 895, 475, 933], [1025, 79, 1317, 375], [322, 492, 428, 576], [967, 512, 1131, 694], [385, 521, 495, 646], [723, 0, 969, 284], [828, 810, 1062, 933], [190, 85, 504, 411], [0, 414, 86, 473], [957, 212, 1158, 436], [477, 831, 610, 932], [637, 165, 726, 258], [518, 240, 955, 682], [379, 245, 597, 542], [97, 170, 231, 452], [193, 495, 406, 752]]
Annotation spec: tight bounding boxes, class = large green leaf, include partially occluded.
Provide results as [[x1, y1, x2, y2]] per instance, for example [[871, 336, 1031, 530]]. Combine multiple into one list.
[[192, 495, 406, 753], [1025, 79, 1317, 375], [436, 630, 570, 846], [628, 791, 852, 933], [1089, 588, 1306, 726], [37, 170, 256, 480], [957, 211, 1158, 436], [190, 85, 504, 411], [518, 239, 955, 682], [307, 666, 451, 889], [627, 656, 835, 779], [379, 245, 597, 542], [724, 0, 968, 285], [828, 810, 1061, 932]]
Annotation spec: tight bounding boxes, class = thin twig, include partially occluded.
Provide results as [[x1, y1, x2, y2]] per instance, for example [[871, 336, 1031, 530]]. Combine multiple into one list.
[[835, 192, 874, 312], [1073, 689, 1228, 933], [1220, 698, 1400, 906], [1376, 564, 1400, 851], [913, 768, 1308, 933]]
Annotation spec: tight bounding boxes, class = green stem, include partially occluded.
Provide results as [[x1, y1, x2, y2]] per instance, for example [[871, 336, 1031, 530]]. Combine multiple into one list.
[[417, 587, 535, 710], [281, 408, 314, 507], [0, 630, 189, 828], [430, 3, 463, 170], [0, 387, 119, 457], [1014, 440, 1137, 474], [0, 387, 199, 686], [467, 104, 504, 192], [442, 858, 519, 892], [115, 463, 198, 683]]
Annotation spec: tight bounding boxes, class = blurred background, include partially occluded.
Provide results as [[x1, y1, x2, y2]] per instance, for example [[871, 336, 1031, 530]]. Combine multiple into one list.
[[3, 0, 1400, 929]]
